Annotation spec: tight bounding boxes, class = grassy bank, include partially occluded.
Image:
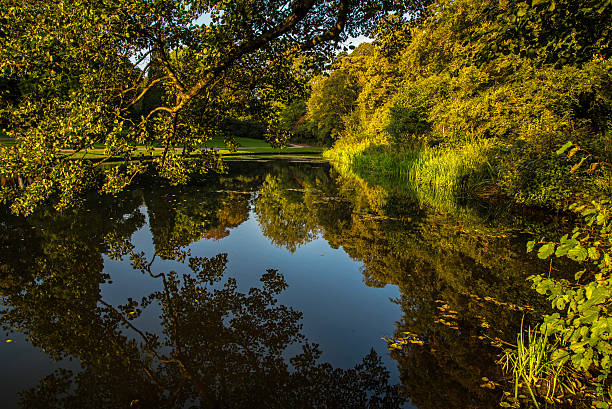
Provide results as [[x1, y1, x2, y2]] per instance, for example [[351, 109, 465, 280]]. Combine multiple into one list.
[[324, 140, 499, 200]]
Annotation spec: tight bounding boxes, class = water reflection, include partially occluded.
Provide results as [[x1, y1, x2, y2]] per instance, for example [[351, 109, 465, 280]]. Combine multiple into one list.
[[6, 250, 401, 408], [0, 159, 574, 408]]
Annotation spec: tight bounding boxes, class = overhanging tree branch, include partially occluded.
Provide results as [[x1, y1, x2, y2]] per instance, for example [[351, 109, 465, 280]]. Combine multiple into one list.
[[147, 0, 324, 118]]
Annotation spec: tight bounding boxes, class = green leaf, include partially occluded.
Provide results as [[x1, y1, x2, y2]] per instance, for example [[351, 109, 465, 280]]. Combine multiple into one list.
[[586, 284, 596, 300], [568, 246, 588, 262], [588, 247, 599, 260], [580, 357, 593, 370], [571, 341, 588, 352], [601, 355, 610, 370], [526, 240, 536, 253], [589, 287, 609, 304], [538, 243, 555, 259], [556, 141, 573, 155], [556, 242, 574, 257], [551, 349, 570, 364], [556, 298, 566, 310]]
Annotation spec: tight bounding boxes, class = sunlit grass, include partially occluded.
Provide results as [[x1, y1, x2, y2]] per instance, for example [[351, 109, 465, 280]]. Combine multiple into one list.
[[500, 319, 569, 408], [203, 136, 272, 148], [324, 140, 499, 211]]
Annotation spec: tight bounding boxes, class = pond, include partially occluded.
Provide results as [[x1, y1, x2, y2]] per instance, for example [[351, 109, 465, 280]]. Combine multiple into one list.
[[0, 158, 572, 409]]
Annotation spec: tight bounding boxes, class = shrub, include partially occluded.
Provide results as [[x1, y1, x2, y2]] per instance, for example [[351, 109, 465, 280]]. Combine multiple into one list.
[[503, 200, 612, 408]]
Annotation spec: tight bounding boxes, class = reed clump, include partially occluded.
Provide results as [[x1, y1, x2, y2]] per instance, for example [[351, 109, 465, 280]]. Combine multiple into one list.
[[500, 319, 569, 408], [325, 139, 498, 198]]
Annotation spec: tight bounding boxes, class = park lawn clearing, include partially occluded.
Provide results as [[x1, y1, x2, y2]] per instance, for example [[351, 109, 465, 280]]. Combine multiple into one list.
[[203, 136, 271, 148], [86, 136, 272, 150], [2, 136, 276, 151], [72, 146, 323, 161]]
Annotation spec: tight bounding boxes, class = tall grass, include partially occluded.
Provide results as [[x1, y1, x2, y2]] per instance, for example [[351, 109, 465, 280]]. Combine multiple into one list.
[[325, 139, 498, 203], [500, 319, 567, 408]]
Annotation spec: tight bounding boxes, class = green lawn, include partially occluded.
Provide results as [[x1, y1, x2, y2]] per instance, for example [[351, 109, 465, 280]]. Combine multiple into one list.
[[2, 136, 275, 149], [219, 146, 322, 155], [203, 136, 271, 148], [73, 146, 323, 160], [2, 137, 320, 159], [86, 136, 272, 150]]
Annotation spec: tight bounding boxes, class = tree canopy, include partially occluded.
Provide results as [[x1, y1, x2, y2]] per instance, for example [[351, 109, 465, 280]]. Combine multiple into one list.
[[0, 0, 424, 215]]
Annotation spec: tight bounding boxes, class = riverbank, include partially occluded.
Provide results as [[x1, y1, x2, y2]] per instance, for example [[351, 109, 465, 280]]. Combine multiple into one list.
[[325, 140, 612, 408], [324, 140, 503, 210], [325, 138, 610, 211]]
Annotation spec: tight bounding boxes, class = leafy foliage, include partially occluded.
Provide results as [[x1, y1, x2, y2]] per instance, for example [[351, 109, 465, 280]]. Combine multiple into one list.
[[504, 200, 612, 407], [316, 0, 611, 207], [0, 0, 421, 215]]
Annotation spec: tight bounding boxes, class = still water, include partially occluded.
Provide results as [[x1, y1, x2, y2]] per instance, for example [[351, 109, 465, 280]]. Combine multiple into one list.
[[0, 158, 570, 408]]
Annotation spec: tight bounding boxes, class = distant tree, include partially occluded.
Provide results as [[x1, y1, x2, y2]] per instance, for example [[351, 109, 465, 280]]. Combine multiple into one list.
[[307, 69, 360, 143]]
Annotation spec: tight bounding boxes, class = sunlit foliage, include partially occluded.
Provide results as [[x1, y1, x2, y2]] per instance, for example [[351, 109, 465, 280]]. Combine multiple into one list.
[[314, 0, 611, 207], [0, 0, 422, 215]]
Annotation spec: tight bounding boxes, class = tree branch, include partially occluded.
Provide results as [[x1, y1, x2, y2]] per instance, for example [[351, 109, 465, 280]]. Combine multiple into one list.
[[173, 0, 320, 111], [122, 76, 169, 112], [136, 0, 351, 147]]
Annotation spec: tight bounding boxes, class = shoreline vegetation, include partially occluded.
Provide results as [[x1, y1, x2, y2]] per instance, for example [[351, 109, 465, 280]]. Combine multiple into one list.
[[324, 140, 499, 203], [309, 0, 611, 406], [326, 139, 611, 409]]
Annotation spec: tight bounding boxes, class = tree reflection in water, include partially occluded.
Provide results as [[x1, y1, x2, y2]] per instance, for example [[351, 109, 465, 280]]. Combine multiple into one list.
[[1, 233, 403, 408], [251, 161, 576, 409]]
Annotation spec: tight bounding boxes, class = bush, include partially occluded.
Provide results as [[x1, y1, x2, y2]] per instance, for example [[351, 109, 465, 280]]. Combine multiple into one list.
[[385, 77, 439, 144], [503, 200, 612, 408]]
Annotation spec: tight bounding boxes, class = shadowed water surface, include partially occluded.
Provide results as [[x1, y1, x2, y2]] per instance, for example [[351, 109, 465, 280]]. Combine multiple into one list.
[[0, 159, 573, 408]]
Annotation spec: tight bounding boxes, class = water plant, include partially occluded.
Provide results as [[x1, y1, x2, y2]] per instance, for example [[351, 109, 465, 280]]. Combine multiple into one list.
[[500, 319, 567, 408]]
